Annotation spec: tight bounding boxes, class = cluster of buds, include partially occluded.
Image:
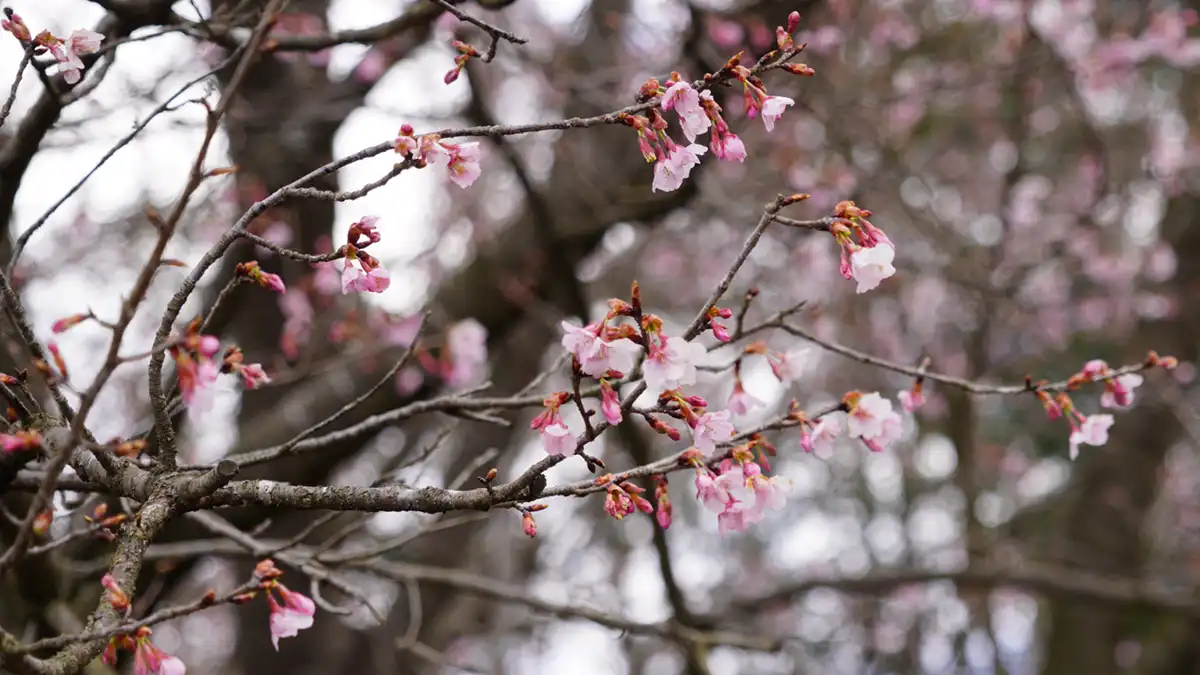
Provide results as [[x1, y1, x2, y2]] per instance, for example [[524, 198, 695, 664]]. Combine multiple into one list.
[[253, 559, 317, 650], [220, 346, 271, 390], [236, 261, 286, 294], [598, 475, 654, 521], [169, 318, 222, 407], [0, 429, 41, 454], [83, 503, 127, 542], [339, 216, 390, 294], [829, 200, 896, 294], [443, 40, 481, 84], [102, 626, 185, 675], [1, 10, 105, 85], [394, 125, 483, 189]]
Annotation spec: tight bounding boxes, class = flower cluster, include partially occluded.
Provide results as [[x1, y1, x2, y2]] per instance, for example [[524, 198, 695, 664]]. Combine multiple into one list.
[[443, 40, 481, 84], [1, 10, 104, 84], [169, 319, 222, 408], [339, 216, 390, 294], [689, 445, 791, 534], [830, 200, 897, 294], [170, 318, 269, 407], [619, 13, 810, 193], [394, 125, 483, 189]]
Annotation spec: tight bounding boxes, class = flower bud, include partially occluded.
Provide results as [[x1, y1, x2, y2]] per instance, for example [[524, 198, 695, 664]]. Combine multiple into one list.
[[787, 11, 801, 33]]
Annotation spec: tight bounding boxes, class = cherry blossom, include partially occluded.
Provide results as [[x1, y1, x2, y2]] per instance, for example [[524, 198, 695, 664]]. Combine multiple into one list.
[[444, 319, 490, 387], [768, 347, 811, 384], [692, 409, 737, 453], [801, 417, 841, 456], [560, 321, 641, 378], [1101, 373, 1143, 408], [760, 95, 795, 132], [540, 421, 575, 456], [661, 79, 711, 141], [267, 583, 316, 650], [727, 381, 764, 416], [642, 335, 707, 395], [133, 634, 187, 675], [1069, 413, 1114, 460], [695, 470, 732, 514], [600, 379, 623, 425], [849, 241, 897, 293], [652, 143, 708, 192], [341, 263, 391, 294], [37, 29, 104, 84], [846, 392, 904, 452], [899, 388, 926, 412]]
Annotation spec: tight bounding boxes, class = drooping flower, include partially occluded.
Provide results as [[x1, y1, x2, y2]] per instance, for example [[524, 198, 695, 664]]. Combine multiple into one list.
[[760, 95, 794, 132], [1101, 373, 1143, 408], [1068, 413, 1113, 460], [267, 583, 316, 650], [599, 379, 623, 425], [661, 79, 711, 141], [849, 241, 897, 294]]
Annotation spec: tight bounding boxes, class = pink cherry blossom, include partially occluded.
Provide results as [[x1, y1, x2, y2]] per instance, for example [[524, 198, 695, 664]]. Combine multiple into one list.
[[541, 420, 575, 456], [1069, 414, 1113, 460], [850, 241, 897, 293], [769, 347, 811, 384], [445, 319, 489, 387], [426, 141, 482, 188], [692, 409, 737, 453], [559, 321, 641, 377], [268, 584, 316, 650], [847, 392, 904, 452], [133, 639, 186, 675], [899, 389, 926, 412], [652, 143, 707, 192], [239, 363, 271, 389], [801, 417, 841, 456], [643, 335, 707, 395], [760, 95, 794, 132], [694, 471, 732, 514], [600, 380, 623, 425], [710, 130, 747, 162], [727, 382, 764, 416], [346, 265, 390, 294], [662, 81, 711, 141], [1101, 373, 1143, 409]]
